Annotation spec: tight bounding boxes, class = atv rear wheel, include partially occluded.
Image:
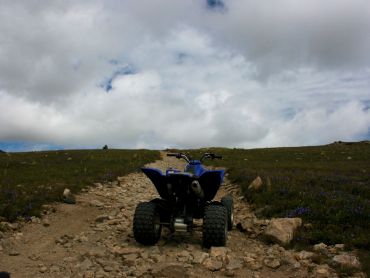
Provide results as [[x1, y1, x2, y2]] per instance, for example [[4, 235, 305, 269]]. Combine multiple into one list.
[[203, 204, 228, 248], [221, 195, 234, 231], [133, 202, 162, 245]]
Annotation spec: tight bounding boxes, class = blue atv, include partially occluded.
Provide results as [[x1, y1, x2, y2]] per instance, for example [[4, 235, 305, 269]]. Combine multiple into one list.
[[133, 152, 234, 247]]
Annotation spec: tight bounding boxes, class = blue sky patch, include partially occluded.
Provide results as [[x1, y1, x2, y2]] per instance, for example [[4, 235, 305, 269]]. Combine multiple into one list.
[[281, 107, 297, 120], [100, 65, 136, 92], [0, 141, 64, 152], [109, 59, 120, 65], [207, 0, 225, 10], [362, 100, 370, 111], [361, 128, 370, 141], [175, 52, 188, 64]]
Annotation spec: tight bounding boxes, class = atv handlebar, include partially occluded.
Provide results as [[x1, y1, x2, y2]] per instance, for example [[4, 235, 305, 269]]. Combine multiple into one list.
[[166, 153, 190, 163], [200, 153, 222, 162], [166, 152, 222, 163]]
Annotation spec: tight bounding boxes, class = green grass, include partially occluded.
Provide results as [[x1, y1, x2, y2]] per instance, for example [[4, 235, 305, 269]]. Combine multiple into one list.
[[0, 149, 160, 221], [179, 142, 370, 273]]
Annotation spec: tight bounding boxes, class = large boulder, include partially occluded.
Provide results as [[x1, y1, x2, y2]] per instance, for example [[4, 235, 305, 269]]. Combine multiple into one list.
[[264, 218, 302, 245], [332, 254, 361, 269]]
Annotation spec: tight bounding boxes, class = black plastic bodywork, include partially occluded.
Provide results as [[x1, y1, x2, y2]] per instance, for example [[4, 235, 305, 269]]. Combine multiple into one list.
[[141, 166, 225, 224]]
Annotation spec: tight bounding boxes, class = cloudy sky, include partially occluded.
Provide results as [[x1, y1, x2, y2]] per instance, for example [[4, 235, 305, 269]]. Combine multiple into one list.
[[1, 0, 370, 151]]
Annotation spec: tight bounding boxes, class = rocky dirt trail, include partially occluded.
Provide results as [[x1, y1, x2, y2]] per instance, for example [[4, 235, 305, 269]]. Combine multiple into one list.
[[0, 153, 365, 277]]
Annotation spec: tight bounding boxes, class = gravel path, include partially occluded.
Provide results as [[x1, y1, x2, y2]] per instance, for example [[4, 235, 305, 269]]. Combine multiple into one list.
[[0, 152, 354, 277]]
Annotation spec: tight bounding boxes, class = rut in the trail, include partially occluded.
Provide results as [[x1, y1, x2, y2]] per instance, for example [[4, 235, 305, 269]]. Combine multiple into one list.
[[0, 153, 364, 278]]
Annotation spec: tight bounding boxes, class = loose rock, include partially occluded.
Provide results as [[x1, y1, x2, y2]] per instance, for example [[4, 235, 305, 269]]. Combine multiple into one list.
[[295, 250, 315, 260], [90, 200, 104, 207], [332, 253, 361, 269], [203, 258, 223, 271], [110, 246, 141, 256], [210, 246, 229, 261], [334, 244, 345, 250], [226, 257, 243, 270], [264, 217, 302, 245], [243, 256, 263, 271], [42, 219, 50, 227], [313, 264, 337, 278], [263, 257, 281, 269], [152, 263, 189, 278], [248, 176, 263, 191], [83, 271, 95, 278], [123, 253, 138, 266], [62, 188, 76, 204], [192, 251, 209, 264], [49, 266, 60, 273], [8, 250, 20, 256], [313, 242, 328, 252], [95, 215, 109, 223], [1, 239, 20, 256], [79, 258, 93, 271]]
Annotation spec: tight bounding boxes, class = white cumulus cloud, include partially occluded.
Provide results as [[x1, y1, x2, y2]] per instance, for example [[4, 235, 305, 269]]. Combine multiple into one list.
[[0, 0, 370, 150]]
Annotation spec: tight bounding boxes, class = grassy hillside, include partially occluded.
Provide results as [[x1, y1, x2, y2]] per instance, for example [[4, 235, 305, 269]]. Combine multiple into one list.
[[183, 142, 370, 251], [1, 144, 369, 271], [0, 149, 160, 221]]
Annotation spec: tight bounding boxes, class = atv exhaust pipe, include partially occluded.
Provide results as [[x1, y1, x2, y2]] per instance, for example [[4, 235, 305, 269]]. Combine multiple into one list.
[[191, 180, 204, 199]]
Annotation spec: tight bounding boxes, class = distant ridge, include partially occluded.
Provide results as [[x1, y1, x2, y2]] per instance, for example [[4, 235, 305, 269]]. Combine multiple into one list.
[[0, 149, 6, 153], [329, 140, 370, 145]]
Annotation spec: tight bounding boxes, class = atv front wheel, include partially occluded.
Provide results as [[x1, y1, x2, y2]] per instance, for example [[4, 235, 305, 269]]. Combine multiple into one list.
[[133, 202, 162, 245], [203, 204, 228, 248], [221, 195, 234, 231]]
